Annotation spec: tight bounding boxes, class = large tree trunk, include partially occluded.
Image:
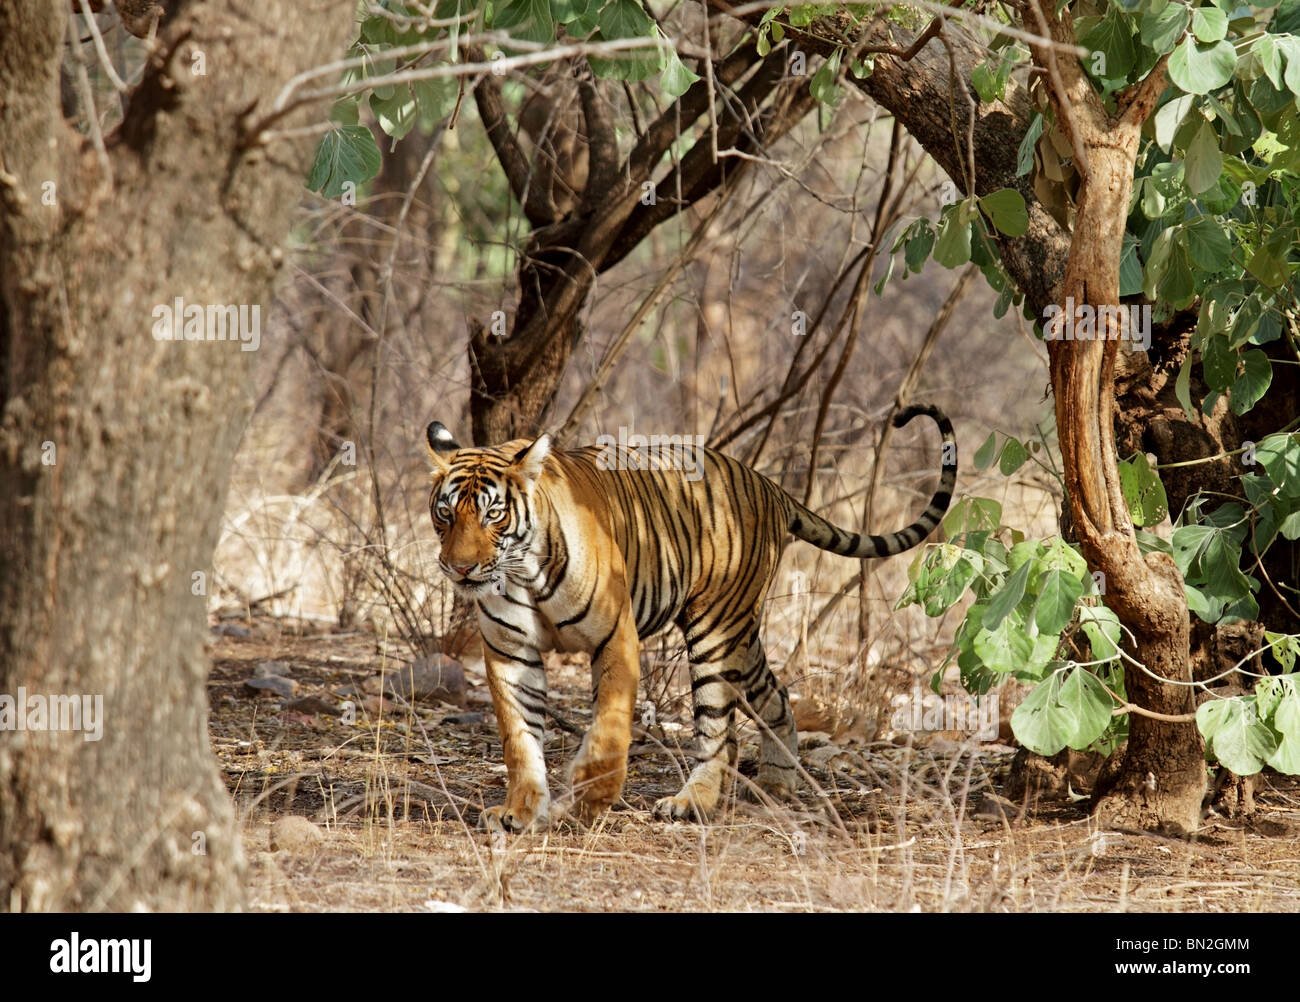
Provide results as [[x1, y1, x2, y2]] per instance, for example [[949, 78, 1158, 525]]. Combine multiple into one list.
[[1027, 15, 1204, 833], [718, 6, 1207, 831], [0, 0, 352, 910]]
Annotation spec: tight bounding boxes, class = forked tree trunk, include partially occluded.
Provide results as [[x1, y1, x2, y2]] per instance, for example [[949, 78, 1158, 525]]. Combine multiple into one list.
[[728, 6, 1224, 830], [466, 48, 813, 444], [1030, 15, 1204, 833], [0, 0, 352, 910]]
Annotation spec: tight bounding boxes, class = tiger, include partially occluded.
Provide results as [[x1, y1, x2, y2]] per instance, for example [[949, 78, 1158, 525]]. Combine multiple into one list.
[[424, 404, 956, 831]]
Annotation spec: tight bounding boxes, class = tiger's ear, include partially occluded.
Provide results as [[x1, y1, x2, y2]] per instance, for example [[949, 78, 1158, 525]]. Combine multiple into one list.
[[426, 422, 460, 471], [511, 433, 551, 483]]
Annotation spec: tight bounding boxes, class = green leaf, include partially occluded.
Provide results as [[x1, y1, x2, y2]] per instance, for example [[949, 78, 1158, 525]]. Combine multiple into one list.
[[1119, 235, 1144, 296], [1230, 349, 1271, 415], [1157, 241, 1196, 310], [810, 48, 843, 106], [307, 125, 382, 199], [1245, 228, 1294, 290], [1266, 633, 1300, 672], [980, 188, 1029, 237], [971, 59, 999, 103], [660, 47, 700, 99], [998, 437, 1029, 475], [1058, 668, 1115, 748], [1184, 120, 1224, 195], [1080, 605, 1121, 662], [1168, 37, 1237, 94], [414, 78, 459, 130], [1182, 216, 1232, 271], [927, 550, 982, 617], [1256, 433, 1300, 496], [1140, 3, 1189, 55], [942, 497, 1002, 537], [1034, 569, 1084, 635], [597, 0, 652, 36], [933, 204, 973, 268], [1014, 634, 1061, 683], [1081, 10, 1136, 79], [330, 97, 360, 126], [1172, 522, 1216, 576], [1153, 94, 1194, 153], [1017, 112, 1043, 177], [973, 432, 998, 471], [1012, 673, 1076, 756], [1200, 531, 1253, 611], [1041, 536, 1089, 579], [1198, 698, 1274, 775], [1282, 33, 1300, 95], [1267, 721, 1300, 773], [975, 613, 1035, 673], [1118, 452, 1169, 526], [493, 0, 556, 44], [902, 220, 935, 273], [1270, 688, 1300, 772], [552, 0, 600, 24], [588, 0, 660, 80], [983, 559, 1033, 631], [1202, 332, 1236, 391], [1254, 34, 1284, 88], [1191, 5, 1228, 42], [371, 87, 418, 140]]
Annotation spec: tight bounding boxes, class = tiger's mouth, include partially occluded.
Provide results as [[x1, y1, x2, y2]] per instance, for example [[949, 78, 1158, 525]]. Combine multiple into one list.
[[445, 568, 506, 597]]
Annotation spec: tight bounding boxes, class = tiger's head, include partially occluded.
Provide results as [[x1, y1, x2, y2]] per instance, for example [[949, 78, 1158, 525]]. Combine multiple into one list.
[[425, 421, 551, 598]]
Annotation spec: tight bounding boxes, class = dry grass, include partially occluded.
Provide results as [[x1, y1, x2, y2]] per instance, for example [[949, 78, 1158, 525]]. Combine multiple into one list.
[[214, 621, 1300, 913]]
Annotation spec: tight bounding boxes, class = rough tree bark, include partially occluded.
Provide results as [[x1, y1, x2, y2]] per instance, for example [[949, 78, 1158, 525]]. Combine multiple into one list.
[[466, 46, 815, 444], [1026, 6, 1204, 832], [0, 0, 353, 910], [716, 6, 1217, 830]]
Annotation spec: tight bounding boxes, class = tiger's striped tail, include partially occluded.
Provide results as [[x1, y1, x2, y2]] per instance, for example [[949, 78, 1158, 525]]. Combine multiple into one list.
[[787, 403, 956, 558]]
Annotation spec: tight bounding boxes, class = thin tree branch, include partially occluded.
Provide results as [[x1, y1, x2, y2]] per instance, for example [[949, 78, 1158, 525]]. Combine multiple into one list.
[[577, 61, 623, 214], [625, 42, 763, 185], [467, 47, 559, 226]]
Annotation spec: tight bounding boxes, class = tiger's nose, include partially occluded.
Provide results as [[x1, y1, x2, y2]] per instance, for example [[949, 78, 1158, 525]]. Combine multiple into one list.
[[450, 563, 475, 576]]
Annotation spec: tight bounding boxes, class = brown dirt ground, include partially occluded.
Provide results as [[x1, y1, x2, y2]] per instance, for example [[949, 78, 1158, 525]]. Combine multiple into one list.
[[210, 617, 1300, 912]]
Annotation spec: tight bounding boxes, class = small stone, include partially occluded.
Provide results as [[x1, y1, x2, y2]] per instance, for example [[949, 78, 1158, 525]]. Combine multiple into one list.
[[442, 712, 486, 727], [383, 656, 467, 707], [973, 793, 1017, 822], [213, 623, 251, 638], [254, 660, 292, 678], [244, 675, 297, 699], [269, 816, 325, 853], [283, 696, 342, 717], [362, 694, 397, 717]]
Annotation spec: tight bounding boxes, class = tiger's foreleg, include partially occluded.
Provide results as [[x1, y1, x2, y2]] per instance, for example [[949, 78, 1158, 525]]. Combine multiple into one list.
[[568, 602, 640, 819], [478, 623, 551, 833]]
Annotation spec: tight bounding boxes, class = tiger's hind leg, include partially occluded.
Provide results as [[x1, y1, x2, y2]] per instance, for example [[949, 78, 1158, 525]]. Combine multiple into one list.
[[738, 631, 799, 802], [651, 622, 745, 822]]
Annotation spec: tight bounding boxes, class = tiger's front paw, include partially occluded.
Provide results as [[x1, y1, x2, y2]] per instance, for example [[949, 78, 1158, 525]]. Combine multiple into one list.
[[569, 751, 627, 817], [478, 783, 550, 833], [652, 790, 712, 822]]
